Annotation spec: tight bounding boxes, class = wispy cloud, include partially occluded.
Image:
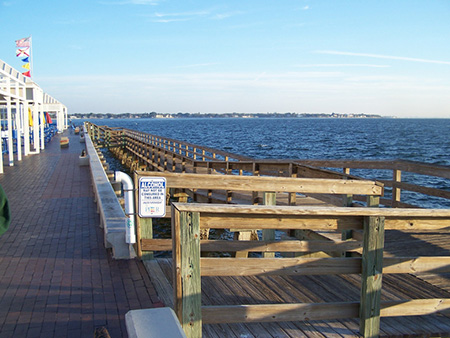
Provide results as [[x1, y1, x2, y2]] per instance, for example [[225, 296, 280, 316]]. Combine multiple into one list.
[[295, 64, 390, 68], [174, 63, 220, 69], [149, 9, 210, 22], [316, 50, 450, 65], [99, 0, 160, 5], [212, 11, 244, 20], [148, 8, 242, 23]]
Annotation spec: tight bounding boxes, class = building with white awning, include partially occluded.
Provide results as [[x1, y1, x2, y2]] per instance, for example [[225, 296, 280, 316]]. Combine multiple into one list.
[[0, 58, 68, 173]]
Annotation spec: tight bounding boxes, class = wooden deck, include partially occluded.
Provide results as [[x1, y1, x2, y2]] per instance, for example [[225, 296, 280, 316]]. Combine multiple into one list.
[[146, 256, 450, 337], [143, 205, 450, 338], [384, 229, 450, 295]]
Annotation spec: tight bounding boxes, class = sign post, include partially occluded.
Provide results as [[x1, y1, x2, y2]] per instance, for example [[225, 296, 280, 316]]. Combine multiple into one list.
[[138, 177, 167, 218]]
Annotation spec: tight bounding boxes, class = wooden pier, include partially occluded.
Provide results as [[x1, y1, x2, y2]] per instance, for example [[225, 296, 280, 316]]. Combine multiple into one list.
[[86, 122, 450, 337]]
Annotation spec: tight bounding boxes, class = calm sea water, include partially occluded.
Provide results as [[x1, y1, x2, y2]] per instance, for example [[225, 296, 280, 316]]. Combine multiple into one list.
[[82, 118, 449, 164], [81, 118, 450, 208]]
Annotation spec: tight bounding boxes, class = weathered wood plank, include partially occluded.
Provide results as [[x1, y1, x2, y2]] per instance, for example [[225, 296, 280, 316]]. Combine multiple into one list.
[[139, 217, 153, 260], [380, 298, 450, 317], [200, 257, 362, 276], [201, 299, 450, 324], [262, 192, 276, 258], [141, 238, 362, 253], [383, 256, 450, 274], [202, 302, 360, 324], [179, 211, 202, 338], [201, 215, 364, 230], [199, 256, 450, 276], [171, 205, 183, 321], [359, 216, 385, 337], [137, 171, 383, 195], [173, 203, 450, 218]]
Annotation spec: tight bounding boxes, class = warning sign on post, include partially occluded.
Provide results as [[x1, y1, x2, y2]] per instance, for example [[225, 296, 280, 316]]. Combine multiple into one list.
[[138, 177, 167, 218]]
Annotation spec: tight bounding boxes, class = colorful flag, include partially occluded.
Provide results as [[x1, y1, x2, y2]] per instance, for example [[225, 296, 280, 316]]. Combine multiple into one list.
[[21, 57, 29, 63], [15, 37, 30, 47], [28, 108, 33, 127], [45, 112, 53, 124], [22, 63, 30, 70], [22, 71, 31, 77], [16, 48, 30, 57]]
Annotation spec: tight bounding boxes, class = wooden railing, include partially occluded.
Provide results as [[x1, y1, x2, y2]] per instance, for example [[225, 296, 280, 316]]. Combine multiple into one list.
[[134, 171, 384, 259], [297, 159, 450, 208], [171, 203, 450, 338], [85, 122, 450, 209]]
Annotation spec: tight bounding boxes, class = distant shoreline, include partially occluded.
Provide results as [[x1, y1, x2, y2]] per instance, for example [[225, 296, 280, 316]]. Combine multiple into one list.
[[71, 112, 394, 119]]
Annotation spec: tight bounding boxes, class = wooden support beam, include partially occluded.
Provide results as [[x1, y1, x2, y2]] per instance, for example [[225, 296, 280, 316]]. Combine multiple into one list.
[[359, 216, 385, 337], [262, 192, 276, 258], [173, 209, 202, 338], [140, 217, 153, 260]]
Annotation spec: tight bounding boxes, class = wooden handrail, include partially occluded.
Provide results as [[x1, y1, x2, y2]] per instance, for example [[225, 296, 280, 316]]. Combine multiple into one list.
[[86, 122, 450, 208], [133, 172, 385, 258], [171, 203, 450, 338]]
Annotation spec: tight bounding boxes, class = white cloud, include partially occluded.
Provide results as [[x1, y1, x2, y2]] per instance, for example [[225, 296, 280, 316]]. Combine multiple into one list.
[[212, 11, 244, 20], [316, 50, 450, 65], [173, 63, 220, 69], [295, 64, 390, 68], [99, 0, 159, 5], [154, 10, 210, 18], [149, 9, 210, 22]]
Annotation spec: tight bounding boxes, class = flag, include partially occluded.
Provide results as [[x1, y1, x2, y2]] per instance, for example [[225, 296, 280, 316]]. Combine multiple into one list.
[[16, 48, 29, 57], [45, 112, 53, 124], [28, 108, 33, 127], [15, 37, 30, 47], [22, 63, 30, 70], [21, 57, 29, 63], [22, 71, 31, 77]]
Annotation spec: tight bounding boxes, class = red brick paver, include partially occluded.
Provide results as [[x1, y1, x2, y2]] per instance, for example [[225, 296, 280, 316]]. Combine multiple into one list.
[[0, 130, 162, 337]]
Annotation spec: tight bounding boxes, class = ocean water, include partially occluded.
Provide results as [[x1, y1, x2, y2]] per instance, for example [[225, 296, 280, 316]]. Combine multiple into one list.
[[82, 118, 450, 164], [81, 118, 450, 208]]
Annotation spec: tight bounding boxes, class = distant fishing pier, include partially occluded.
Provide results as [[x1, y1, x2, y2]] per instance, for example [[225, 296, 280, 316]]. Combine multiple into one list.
[[83, 122, 450, 337]]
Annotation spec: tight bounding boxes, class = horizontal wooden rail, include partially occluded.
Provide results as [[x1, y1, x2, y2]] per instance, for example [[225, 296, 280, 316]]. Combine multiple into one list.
[[141, 238, 362, 252], [199, 256, 450, 276], [201, 298, 450, 324], [134, 172, 386, 258], [295, 159, 450, 208], [136, 171, 383, 195]]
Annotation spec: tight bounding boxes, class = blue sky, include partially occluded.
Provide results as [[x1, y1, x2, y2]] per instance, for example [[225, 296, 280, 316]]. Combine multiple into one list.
[[1, 0, 450, 117]]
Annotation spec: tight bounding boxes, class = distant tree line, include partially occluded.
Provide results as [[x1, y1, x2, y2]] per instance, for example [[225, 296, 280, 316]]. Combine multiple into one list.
[[71, 112, 387, 119]]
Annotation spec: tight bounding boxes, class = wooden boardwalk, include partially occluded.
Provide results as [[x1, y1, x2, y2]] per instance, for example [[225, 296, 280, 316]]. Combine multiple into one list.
[[147, 254, 450, 337], [0, 131, 163, 338]]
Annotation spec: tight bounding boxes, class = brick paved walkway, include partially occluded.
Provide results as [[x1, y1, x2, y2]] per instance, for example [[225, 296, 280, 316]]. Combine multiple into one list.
[[0, 130, 163, 338]]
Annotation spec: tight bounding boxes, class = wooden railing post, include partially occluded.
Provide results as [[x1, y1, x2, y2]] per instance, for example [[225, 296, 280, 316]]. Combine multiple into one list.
[[392, 169, 402, 208], [341, 169, 355, 256], [360, 215, 385, 337], [288, 163, 297, 206], [172, 206, 202, 338], [262, 192, 276, 258]]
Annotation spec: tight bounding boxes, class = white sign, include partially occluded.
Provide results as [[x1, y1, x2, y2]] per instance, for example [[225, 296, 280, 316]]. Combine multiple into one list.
[[139, 177, 167, 218]]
